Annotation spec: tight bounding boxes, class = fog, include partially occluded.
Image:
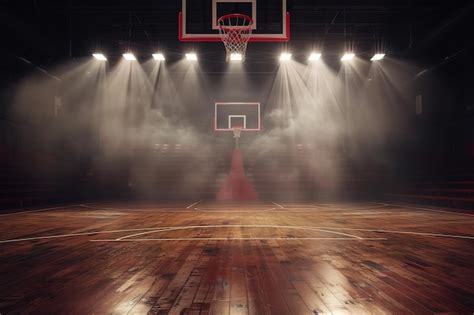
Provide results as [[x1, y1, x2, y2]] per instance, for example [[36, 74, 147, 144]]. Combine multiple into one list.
[[6, 54, 419, 201]]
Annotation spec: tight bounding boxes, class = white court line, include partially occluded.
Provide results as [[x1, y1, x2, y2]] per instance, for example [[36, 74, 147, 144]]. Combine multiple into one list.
[[115, 225, 362, 241], [0, 204, 79, 217], [193, 207, 278, 212], [382, 202, 474, 217], [272, 201, 284, 209], [317, 226, 474, 240], [2, 223, 473, 244], [186, 200, 202, 209], [0, 227, 173, 244], [0, 225, 362, 244], [91, 237, 387, 242]]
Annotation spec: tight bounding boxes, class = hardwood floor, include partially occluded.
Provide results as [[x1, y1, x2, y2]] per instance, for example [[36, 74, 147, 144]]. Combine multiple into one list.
[[0, 201, 473, 314]]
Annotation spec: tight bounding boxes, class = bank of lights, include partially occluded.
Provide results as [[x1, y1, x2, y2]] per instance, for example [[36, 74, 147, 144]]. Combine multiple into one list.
[[92, 52, 386, 62], [309, 53, 321, 61], [371, 53, 385, 61], [123, 53, 136, 61], [153, 53, 165, 61], [280, 52, 292, 61], [186, 53, 198, 61], [230, 53, 243, 61], [341, 53, 355, 61], [92, 53, 107, 61]]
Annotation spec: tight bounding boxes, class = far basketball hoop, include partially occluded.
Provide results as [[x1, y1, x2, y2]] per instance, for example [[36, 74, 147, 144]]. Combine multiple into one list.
[[232, 127, 242, 138], [217, 14, 253, 61]]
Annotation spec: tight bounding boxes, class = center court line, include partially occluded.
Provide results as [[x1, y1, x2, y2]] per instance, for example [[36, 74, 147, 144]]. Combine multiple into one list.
[[186, 200, 202, 209]]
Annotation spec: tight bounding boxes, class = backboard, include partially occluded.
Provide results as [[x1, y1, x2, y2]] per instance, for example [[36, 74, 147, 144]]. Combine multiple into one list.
[[215, 102, 261, 131], [180, 0, 289, 42]]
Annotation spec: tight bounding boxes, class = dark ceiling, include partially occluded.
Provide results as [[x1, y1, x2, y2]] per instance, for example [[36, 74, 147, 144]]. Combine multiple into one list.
[[1, 0, 473, 67]]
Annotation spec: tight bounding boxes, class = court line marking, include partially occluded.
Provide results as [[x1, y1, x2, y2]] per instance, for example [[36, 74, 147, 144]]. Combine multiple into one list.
[[186, 200, 202, 209], [272, 202, 284, 209], [317, 226, 474, 240], [91, 237, 387, 242], [382, 202, 474, 217], [0, 204, 80, 217], [79, 204, 193, 212], [193, 207, 278, 212], [0, 227, 174, 244], [115, 225, 362, 241], [1, 223, 473, 244]]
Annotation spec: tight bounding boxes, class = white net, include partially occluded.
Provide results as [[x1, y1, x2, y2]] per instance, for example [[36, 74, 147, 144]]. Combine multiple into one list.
[[232, 127, 243, 138], [217, 14, 253, 61]]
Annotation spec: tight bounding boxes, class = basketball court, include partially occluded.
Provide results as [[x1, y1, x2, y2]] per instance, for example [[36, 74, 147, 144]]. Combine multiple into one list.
[[0, 202, 473, 313], [1, 0, 474, 314]]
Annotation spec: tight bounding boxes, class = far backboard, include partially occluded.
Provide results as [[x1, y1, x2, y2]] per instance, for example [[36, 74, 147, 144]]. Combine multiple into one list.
[[215, 102, 261, 131], [180, 0, 289, 42]]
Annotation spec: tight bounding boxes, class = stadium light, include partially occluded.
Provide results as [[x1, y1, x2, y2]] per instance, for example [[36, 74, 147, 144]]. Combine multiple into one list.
[[186, 53, 198, 61], [371, 53, 385, 61], [341, 53, 355, 61], [280, 52, 292, 61], [123, 53, 136, 61], [92, 53, 107, 61], [153, 53, 165, 61], [308, 52, 321, 61], [230, 53, 243, 62]]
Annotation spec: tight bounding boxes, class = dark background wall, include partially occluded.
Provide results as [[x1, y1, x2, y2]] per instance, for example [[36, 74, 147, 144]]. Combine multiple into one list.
[[0, 0, 473, 208]]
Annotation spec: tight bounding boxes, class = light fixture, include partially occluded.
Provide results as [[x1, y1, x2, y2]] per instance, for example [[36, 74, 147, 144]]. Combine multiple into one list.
[[92, 53, 107, 61], [371, 53, 385, 61], [123, 53, 136, 61], [230, 53, 243, 61], [280, 52, 292, 61], [308, 52, 321, 61], [341, 53, 355, 61], [153, 53, 165, 61], [186, 53, 197, 61]]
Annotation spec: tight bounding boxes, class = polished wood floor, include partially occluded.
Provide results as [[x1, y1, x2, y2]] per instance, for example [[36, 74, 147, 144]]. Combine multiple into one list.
[[0, 201, 473, 314]]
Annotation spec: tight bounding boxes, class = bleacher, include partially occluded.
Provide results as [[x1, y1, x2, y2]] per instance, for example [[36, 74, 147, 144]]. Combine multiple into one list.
[[384, 173, 474, 210]]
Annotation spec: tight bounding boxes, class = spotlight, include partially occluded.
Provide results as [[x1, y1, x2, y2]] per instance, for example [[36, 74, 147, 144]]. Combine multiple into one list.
[[280, 52, 292, 61], [186, 53, 198, 61], [341, 53, 355, 61], [92, 53, 107, 61], [371, 53, 385, 61], [230, 53, 243, 62], [308, 52, 321, 61], [123, 53, 136, 61], [153, 53, 165, 61]]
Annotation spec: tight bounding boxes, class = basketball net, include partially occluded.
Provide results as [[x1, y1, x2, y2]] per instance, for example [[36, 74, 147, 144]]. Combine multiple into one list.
[[217, 14, 253, 61]]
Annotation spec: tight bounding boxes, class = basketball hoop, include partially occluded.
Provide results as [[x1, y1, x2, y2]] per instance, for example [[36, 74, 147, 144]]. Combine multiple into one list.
[[232, 127, 243, 139], [217, 14, 253, 61]]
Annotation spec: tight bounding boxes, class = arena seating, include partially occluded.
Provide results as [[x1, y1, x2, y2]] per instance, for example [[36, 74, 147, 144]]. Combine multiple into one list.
[[384, 173, 474, 209]]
